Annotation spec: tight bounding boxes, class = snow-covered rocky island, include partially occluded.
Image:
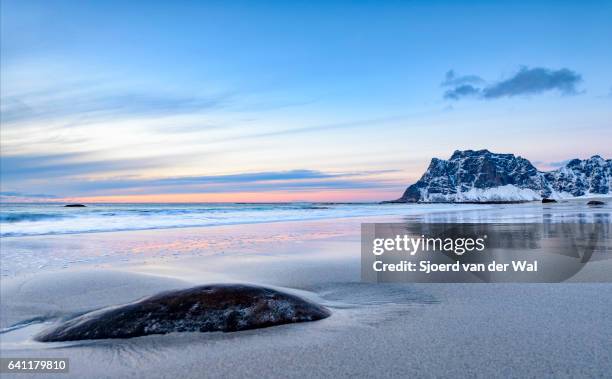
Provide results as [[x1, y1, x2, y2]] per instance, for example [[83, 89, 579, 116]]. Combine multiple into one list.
[[392, 149, 611, 203]]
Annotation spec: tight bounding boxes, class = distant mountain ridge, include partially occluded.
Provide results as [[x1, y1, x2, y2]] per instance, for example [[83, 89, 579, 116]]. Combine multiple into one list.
[[393, 149, 611, 203]]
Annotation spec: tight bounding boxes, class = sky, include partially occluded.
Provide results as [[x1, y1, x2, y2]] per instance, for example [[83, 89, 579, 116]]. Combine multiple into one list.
[[1, 0, 611, 202]]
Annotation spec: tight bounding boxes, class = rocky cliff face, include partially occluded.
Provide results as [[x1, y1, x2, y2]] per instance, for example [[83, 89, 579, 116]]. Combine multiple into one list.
[[543, 155, 611, 197], [395, 150, 611, 203]]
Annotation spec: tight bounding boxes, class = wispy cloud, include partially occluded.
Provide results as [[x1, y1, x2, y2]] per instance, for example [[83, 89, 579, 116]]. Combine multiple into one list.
[[0, 152, 174, 180], [443, 84, 481, 100], [441, 70, 484, 88], [443, 67, 583, 100], [1, 165, 400, 198], [226, 115, 409, 141], [66, 172, 399, 195], [0, 191, 58, 199], [546, 159, 571, 168], [0, 83, 232, 126]]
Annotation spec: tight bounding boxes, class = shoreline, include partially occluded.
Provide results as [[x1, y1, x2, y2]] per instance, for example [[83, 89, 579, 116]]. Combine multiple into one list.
[[3, 196, 609, 239], [0, 202, 491, 238], [0, 213, 406, 239]]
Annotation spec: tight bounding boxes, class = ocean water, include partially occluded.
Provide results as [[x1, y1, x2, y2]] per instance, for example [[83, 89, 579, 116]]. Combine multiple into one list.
[[0, 202, 482, 237], [1, 200, 610, 238]]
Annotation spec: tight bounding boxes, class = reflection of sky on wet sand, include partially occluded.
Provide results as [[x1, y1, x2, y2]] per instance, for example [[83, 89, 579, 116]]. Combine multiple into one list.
[[1, 200, 609, 280], [0, 217, 378, 277], [404, 200, 611, 224]]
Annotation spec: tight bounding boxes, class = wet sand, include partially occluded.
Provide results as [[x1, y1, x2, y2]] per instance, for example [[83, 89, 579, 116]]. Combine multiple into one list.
[[1, 209, 611, 378]]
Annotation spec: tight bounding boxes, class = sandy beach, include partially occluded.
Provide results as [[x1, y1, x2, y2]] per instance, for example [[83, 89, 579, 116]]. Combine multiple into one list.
[[1, 202, 611, 378]]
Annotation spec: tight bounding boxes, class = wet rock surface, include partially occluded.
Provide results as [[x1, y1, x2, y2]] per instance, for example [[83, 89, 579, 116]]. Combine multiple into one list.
[[36, 284, 331, 341]]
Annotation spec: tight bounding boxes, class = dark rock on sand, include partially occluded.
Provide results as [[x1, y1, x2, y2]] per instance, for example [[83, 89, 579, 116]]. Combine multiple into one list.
[[541, 198, 557, 203], [36, 284, 331, 342], [587, 200, 605, 206], [64, 204, 86, 207]]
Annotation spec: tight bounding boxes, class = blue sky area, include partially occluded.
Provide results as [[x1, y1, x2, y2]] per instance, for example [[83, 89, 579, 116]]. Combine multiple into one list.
[[1, 0, 611, 201]]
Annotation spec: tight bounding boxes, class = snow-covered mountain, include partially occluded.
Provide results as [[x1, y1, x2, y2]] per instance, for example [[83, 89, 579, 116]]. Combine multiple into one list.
[[393, 150, 611, 203], [543, 156, 611, 197]]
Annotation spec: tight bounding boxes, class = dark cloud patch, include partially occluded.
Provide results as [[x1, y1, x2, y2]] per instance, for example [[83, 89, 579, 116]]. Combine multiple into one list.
[[483, 67, 581, 98], [443, 67, 582, 101], [441, 70, 484, 88], [443, 84, 481, 100]]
